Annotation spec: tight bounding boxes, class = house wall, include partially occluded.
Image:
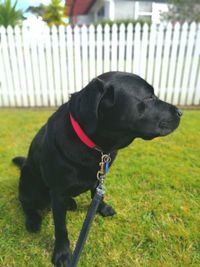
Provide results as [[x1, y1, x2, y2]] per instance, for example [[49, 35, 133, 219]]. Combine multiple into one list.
[[114, 1, 135, 20], [76, 0, 169, 24], [76, 14, 94, 24]]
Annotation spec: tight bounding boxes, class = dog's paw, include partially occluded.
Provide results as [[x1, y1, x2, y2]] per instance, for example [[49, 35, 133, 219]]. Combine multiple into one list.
[[25, 212, 42, 233], [98, 203, 116, 217], [66, 198, 77, 211], [52, 241, 72, 267]]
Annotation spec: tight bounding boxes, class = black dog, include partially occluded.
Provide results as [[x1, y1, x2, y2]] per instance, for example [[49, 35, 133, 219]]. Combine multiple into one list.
[[13, 72, 181, 266]]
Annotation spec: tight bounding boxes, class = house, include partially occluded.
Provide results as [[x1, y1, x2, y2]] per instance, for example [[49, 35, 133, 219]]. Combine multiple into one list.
[[66, 0, 169, 24]]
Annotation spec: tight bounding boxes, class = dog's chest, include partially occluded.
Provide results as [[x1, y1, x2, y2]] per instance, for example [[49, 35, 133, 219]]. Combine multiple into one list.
[[66, 165, 99, 197], [67, 152, 116, 197]]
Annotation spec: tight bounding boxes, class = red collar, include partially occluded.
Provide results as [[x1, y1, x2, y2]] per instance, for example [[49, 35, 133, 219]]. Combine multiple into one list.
[[70, 113, 102, 152]]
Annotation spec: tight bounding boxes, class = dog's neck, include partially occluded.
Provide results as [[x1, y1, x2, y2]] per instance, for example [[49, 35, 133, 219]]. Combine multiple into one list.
[[69, 91, 135, 153]]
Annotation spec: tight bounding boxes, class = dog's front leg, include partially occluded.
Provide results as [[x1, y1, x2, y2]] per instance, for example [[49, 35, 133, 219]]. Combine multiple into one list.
[[91, 188, 116, 217], [51, 192, 72, 267]]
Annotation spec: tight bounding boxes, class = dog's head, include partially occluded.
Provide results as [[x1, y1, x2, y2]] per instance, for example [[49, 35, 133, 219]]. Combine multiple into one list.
[[70, 72, 181, 151]]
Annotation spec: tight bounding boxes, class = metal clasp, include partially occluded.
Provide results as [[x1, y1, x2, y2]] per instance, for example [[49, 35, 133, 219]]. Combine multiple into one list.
[[96, 153, 111, 181]]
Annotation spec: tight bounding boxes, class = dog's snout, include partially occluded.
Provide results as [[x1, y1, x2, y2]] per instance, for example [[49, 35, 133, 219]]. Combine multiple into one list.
[[176, 109, 182, 118]]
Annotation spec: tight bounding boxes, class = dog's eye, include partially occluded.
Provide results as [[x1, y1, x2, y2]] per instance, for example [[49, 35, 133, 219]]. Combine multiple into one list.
[[144, 96, 156, 101]]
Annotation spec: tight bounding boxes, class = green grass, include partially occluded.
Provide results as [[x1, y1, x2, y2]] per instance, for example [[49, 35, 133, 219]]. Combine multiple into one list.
[[0, 109, 199, 267]]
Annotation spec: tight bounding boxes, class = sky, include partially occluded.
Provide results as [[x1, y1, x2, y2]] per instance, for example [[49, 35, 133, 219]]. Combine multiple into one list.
[[14, 0, 65, 12]]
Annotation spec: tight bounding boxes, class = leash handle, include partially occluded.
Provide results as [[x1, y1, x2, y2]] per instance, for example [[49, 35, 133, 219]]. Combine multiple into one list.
[[70, 189, 104, 267]]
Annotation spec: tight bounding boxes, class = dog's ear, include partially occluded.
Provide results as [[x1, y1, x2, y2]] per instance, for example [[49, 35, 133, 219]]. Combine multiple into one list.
[[99, 83, 115, 109], [80, 78, 115, 135]]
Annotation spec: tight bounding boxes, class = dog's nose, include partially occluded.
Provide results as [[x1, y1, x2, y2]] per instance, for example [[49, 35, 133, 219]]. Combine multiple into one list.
[[177, 109, 182, 117]]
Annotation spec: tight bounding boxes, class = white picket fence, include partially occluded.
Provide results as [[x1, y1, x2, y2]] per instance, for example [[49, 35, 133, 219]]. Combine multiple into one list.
[[0, 22, 200, 107]]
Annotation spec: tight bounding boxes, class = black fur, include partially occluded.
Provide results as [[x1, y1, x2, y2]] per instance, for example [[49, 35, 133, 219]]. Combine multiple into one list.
[[12, 156, 26, 168], [13, 72, 181, 266]]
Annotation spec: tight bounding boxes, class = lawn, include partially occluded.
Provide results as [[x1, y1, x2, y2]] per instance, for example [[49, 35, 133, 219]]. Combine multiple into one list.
[[0, 109, 199, 267]]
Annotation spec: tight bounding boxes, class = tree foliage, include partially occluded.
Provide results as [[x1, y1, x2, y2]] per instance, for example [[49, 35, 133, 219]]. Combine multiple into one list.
[[163, 0, 200, 23], [27, 0, 67, 26], [0, 0, 23, 27], [26, 4, 46, 18]]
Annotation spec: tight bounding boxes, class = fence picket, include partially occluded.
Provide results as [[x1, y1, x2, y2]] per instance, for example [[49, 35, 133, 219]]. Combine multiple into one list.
[[59, 25, 68, 103], [52, 26, 62, 106], [173, 22, 188, 105], [147, 24, 157, 85], [97, 25, 103, 76], [180, 22, 196, 105], [0, 27, 10, 106], [118, 24, 125, 71], [7, 26, 22, 106], [29, 27, 42, 106], [111, 24, 118, 71], [187, 24, 200, 105], [66, 25, 75, 95], [194, 69, 200, 105], [133, 23, 141, 75], [140, 23, 148, 79], [154, 24, 164, 97], [104, 24, 110, 73], [89, 25, 95, 80], [0, 45, 4, 106], [166, 23, 180, 103], [81, 25, 89, 87], [125, 23, 133, 73], [74, 26, 82, 91], [21, 26, 35, 106], [44, 26, 55, 106], [14, 26, 28, 106], [160, 23, 172, 101], [36, 26, 48, 107]]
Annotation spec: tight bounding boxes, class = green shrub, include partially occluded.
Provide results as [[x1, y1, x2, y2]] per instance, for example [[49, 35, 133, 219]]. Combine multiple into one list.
[[94, 19, 151, 27]]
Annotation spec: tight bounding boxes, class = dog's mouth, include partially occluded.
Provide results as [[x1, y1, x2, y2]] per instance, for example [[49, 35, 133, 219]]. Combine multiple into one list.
[[159, 120, 179, 136]]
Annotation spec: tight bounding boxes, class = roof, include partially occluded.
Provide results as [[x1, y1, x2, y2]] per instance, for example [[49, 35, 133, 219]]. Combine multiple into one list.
[[66, 0, 96, 16]]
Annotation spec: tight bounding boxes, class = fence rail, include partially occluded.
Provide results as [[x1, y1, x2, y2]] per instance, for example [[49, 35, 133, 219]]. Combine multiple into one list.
[[0, 22, 200, 107]]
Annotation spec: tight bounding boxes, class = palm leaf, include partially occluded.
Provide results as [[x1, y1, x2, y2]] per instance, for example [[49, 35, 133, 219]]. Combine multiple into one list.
[[0, 0, 23, 27]]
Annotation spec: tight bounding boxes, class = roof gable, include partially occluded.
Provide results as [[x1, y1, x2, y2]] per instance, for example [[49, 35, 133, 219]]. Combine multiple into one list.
[[66, 0, 95, 16]]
